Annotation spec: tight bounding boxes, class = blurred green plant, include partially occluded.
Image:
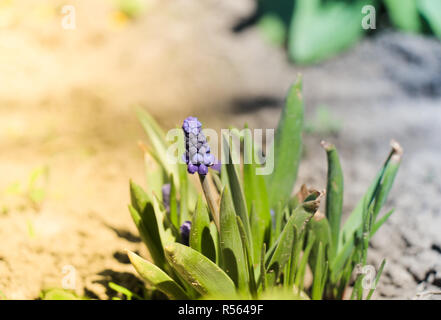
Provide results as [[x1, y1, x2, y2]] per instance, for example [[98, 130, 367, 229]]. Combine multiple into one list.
[[305, 105, 342, 135], [1, 166, 49, 213], [255, 0, 441, 64], [26, 219, 36, 239], [108, 282, 145, 300], [114, 0, 149, 19], [126, 76, 402, 300], [39, 288, 85, 300]]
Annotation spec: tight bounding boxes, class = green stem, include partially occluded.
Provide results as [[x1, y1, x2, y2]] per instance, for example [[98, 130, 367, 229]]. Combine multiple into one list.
[[199, 173, 220, 231]]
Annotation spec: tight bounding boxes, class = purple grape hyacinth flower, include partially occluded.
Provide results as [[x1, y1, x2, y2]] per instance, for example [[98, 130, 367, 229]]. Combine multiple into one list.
[[182, 116, 215, 175], [180, 220, 192, 246]]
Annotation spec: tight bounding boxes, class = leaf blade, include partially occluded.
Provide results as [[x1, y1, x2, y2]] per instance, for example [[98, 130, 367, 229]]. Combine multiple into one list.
[[164, 243, 236, 298], [266, 77, 304, 209], [128, 251, 188, 300]]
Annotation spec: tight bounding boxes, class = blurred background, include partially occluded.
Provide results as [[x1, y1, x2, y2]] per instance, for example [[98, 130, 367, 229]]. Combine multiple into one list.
[[0, 0, 440, 299]]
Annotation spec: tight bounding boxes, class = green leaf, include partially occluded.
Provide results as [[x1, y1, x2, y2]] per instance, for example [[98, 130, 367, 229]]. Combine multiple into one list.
[[257, 14, 287, 46], [142, 150, 164, 201], [130, 180, 149, 213], [236, 216, 257, 297], [266, 77, 303, 209], [128, 251, 188, 300], [340, 142, 402, 250], [190, 196, 216, 263], [372, 152, 402, 221], [308, 216, 332, 276], [164, 243, 236, 298], [258, 287, 309, 300], [271, 201, 284, 248], [219, 187, 249, 291], [40, 289, 81, 300], [136, 107, 180, 187], [209, 221, 221, 264], [223, 135, 253, 250], [265, 203, 314, 285], [322, 141, 344, 258], [243, 128, 271, 262], [418, 0, 441, 38], [331, 237, 355, 282], [366, 259, 386, 300], [108, 282, 142, 300], [129, 203, 165, 269], [169, 175, 178, 229], [288, 0, 366, 64], [384, 0, 421, 33], [260, 243, 267, 291], [371, 209, 394, 237], [294, 231, 315, 292], [178, 162, 191, 224], [151, 194, 173, 246], [287, 227, 303, 286], [311, 242, 326, 300]]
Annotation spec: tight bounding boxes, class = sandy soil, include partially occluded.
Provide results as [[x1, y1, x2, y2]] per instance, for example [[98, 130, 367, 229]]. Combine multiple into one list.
[[0, 0, 440, 299]]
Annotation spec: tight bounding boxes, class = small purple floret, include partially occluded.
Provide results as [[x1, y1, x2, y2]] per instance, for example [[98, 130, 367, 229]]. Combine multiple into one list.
[[198, 164, 208, 175], [211, 160, 221, 173], [180, 220, 192, 246], [162, 184, 171, 212], [187, 163, 198, 174]]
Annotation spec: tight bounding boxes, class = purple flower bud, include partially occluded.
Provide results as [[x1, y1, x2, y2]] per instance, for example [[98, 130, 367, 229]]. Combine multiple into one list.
[[192, 153, 203, 165], [187, 163, 198, 174], [189, 146, 197, 156], [211, 160, 221, 173], [197, 133, 206, 142], [180, 221, 192, 246], [189, 136, 198, 147], [182, 117, 201, 135], [203, 153, 214, 166], [162, 184, 171, 212], [198, 164, 208, 175]]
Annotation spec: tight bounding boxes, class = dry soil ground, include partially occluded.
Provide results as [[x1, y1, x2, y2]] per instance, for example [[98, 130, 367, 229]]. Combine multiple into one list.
[[0, 0, 440, 299]]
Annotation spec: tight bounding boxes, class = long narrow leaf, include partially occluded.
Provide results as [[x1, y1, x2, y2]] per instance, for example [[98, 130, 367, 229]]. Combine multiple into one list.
[[223, 135, 253, 249], [340, 142, 402, 249], [190, 196, 216, 263], [136, 107, 179, 187], [164, 243, 236, 298], [366, 259, 386, 300], [371, 209, 394, 237], [219, 187, 249, 291], [266, 77, 303, 209], [384, 0, 421, 33], [128, 204, 165, 269], [311, 242, 326, 300], [243, 128, 271, 262], [418, 0, 441, 38], [266, 202, 315, 285], [236, 216, 257, 297], [322, 141, 343, 258], [128, 251, 188, 300]]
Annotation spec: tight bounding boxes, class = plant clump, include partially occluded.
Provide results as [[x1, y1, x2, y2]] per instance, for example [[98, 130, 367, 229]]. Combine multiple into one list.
[[126, 76, 402, 300]]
